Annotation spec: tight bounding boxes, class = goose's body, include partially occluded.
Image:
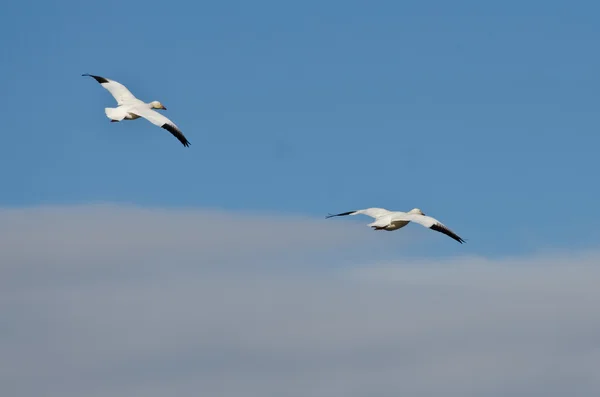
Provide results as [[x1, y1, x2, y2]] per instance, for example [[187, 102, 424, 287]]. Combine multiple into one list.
[[82, 74, 190, 147], [326, 207, 465, 244]]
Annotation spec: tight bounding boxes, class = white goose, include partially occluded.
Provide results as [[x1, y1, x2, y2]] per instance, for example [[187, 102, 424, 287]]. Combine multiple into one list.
[[82, 74, 190, 147], [326, 207, 466, 244]]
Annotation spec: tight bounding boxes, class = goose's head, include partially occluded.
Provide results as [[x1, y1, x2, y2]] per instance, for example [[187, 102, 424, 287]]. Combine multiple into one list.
[[150, 101, 167, 110], [408, 208, 425, 215]]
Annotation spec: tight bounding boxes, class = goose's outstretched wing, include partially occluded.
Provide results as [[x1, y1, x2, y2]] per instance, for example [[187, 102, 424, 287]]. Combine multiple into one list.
[[128, 106, 190, 147], [393, 213, 465, 244], [326, 208, 391, 219], [82, 74, 138, 105]]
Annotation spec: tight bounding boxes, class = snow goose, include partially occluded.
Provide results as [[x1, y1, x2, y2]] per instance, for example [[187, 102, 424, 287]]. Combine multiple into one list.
[[82, 74, 190, 147], [326, 207, 466, 244]]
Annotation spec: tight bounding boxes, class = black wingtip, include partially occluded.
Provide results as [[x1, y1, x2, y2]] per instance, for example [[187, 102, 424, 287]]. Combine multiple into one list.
[[179, 138, 191, 147], [161, 123, 191, 147], [82, 73, 109, 84], [325, 210, 356, 219], [180, 137, 191, 147], [430, 224, 466, 244]]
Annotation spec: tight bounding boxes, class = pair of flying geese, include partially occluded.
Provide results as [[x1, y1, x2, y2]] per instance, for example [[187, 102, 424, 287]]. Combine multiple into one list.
[[82, 74, 466, 244]]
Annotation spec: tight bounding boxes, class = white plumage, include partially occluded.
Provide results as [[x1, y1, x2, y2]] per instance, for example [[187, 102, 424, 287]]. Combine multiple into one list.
[[326, 207, 465, 244], [82, 74, 190, 147]]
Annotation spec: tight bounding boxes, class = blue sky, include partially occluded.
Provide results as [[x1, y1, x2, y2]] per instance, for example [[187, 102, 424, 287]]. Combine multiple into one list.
[[1, 0, 599, 257]]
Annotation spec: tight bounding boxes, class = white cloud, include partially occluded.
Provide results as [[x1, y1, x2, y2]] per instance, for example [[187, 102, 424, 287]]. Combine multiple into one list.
[[2, 204, 600, 397], [0, 203, 375, 273]]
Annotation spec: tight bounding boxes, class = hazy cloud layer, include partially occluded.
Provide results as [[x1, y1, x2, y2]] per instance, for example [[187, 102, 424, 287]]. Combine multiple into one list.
[[2, 205, 599, 397], [0, 204, 373, 266]]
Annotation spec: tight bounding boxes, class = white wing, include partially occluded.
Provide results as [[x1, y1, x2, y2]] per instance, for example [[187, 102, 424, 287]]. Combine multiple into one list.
[[82, 74, 138, 105], [128, 106, 191, 147], [391, 213, 465, 244], [326, 207, 391, 219]]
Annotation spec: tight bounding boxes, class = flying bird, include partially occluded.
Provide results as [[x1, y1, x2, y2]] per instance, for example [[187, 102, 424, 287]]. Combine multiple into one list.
[[326, 207, 465, 244], [82, 74, 190, 147]]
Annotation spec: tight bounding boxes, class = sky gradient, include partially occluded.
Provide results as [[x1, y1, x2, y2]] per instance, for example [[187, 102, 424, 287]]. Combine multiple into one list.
[[1, 0, 600, 395]]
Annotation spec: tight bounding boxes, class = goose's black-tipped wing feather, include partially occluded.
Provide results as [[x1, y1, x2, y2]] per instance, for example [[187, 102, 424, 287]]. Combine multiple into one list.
[[430, 223, 466, 244], [162, 123, 191, 147], [325, 210, 357, 219], [82, 73, 109, 84], [395, 213, 466, 244], [128, 107, 190, 148], [82, 73, 137, 105]]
